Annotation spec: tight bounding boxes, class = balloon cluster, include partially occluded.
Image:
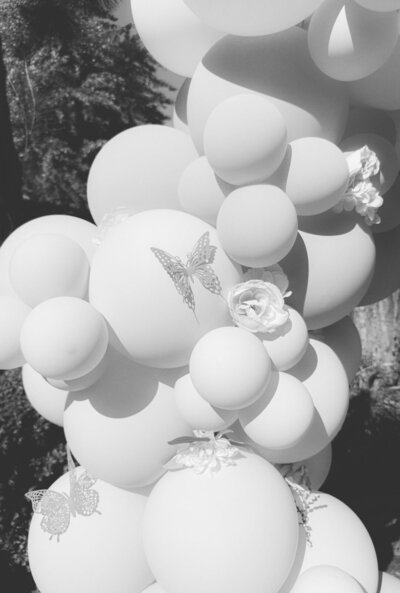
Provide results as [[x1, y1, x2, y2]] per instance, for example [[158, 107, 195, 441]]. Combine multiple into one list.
[[0, 1, 399, 593]]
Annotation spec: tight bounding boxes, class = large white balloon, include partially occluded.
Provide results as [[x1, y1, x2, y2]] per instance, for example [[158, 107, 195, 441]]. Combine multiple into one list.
[[187, 28, 349, 153], [130, 0, 223, 77], [9, 233, 89, 307], [379, 572, 400, 592], [89, 210, 243, 368], [239, 372, 315, 450], [20, 297, 109, 380], [0, 296, 30, 369], [64, 348, 191, 489], [183, 0, 325, 36], [0, 215, 97, 298], [28, 470, 154, 593], [308, 0, 399, 81], [144, 451, 299, 593], [354, 0, 400, 11], [22, 364, 68, 426], [204, 94, 288, 186], [87, 126, 198, 224], [291, 565, 366, 593]]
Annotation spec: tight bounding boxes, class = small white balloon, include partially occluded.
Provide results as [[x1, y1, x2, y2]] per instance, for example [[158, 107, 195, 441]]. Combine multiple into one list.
[[131, 0, 223, 77], [22, 364, 67, 426], [262, 307, 309, 371], [379, 572, 400, 592], [276, 444, 333, 491], [292, 565, 366, 593], [239, 372, 315, 450], [204, 94, 287, 186], [308, 0, 399, 82], [173, 78, 191, 134], [9, 233, 89, 308], [0, 296, 30, 369], [174, 373, 237, 431], [190, 326, 272, 410], [20, 297, 109, 380]]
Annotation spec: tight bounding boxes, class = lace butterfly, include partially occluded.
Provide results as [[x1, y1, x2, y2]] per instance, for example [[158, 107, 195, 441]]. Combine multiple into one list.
[[151, 231, 222, 314], [25, 447, 100, 541]]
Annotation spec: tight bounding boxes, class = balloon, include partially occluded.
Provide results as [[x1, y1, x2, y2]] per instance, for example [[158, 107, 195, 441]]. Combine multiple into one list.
[[0, 215, 97, 298], [295, 492, 379, 593], [173, 78, 191, 134], [312, 316, 361, 382], [22, 364, 68, 426], [64, 348, 191, 489], [373, 175, 400, 234], [28, 471, 154, 593], [217, 185, 298, 268], [291, 565, 366, 593], [354, 0, 400, 10], [284, 137, 349, 215], [87, 125, 198, 225], [359, 224, 400, 305], [130, 0, 223, 78], [183, 0, 325, 36], [178, 157, 232, 226], [256, 338, 349, 462], [276, 444, 333, 491], [262, 307, 309, 371], [189, 327, 272, 410], [281, 210, 376, 329], [204, 94, 287, 186], [348, 37, 400, 111], [0, 296, 30, 369], [143, 451, 299, 593], [343, 107, 397, 144], [9, 233, 89, 308], [46, 348, 110, 392], [340, 134, 400, 195], [308, 0, 398, 82], [379, 572, 400, 593], [239, 372, 315, 450], [89, 210, 243, 368], [187, 28, 349, 153], [174, 373, 237, 431], [20, 297, 109, 380]]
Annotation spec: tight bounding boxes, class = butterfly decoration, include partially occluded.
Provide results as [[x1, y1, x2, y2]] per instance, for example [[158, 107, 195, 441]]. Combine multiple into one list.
[[25, 447, 100, 542], [150, 232, 222, 315]]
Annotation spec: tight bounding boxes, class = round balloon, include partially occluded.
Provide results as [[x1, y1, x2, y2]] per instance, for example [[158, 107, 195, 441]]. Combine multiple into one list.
[[20, 297, 109, 380], [183, 0, 325, 36], [284, 137, 349, 215], [256, 338, 349, 462], [187, 28, 349, 153], [217, 185, 298, 268], [379, 572, 400, 592], [87, 125, 198, 224], [292, 565, 366, 593], [64, 348, 191, 489], [189, 327, 272, 410], [343, 107, 397, 144], [373, 176, 400, 234], [312, 316, 361, 382], [308, 0, 398, 81], [262, 307, 309, 371], [28, 470, 154, 593], [89, 210, 243, 368], [9, 233, 89, 308], [354, 0, 400, 10], [0, 215, 97, 298], [340, 133, 399, 195], [144, 451, 299, 593], [22, 364, 68, 426], [130, 0, 223, 77], [204, 94, 287, 186], [239, 372, 315, 450], [359, 224, 400, 305], [0, 296, 30, 369], [46, 348, 110, 392], [276, 444, 333, 491], [281, 210, 376, 329], [178, 157, 232, 227], [348, 37, 400, 111], [173, 78, 191, 134], [174, 373, 237, 431]]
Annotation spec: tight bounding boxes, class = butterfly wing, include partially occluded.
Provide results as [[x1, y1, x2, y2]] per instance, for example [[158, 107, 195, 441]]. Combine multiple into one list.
[[194, 265, 222, 295], [26, 490, 71, 539], [72, 472, 100, 517], [151, 246, 195, 311], [187, 232, 217, 267]]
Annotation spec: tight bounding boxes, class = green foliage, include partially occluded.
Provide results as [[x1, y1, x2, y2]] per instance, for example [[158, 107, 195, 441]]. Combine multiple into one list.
[[0, 0, 172, 216]]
